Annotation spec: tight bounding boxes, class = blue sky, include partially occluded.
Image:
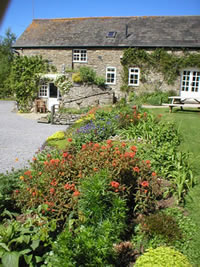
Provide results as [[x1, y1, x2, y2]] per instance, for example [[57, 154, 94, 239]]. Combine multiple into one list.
[[0, 0, 199, 39]]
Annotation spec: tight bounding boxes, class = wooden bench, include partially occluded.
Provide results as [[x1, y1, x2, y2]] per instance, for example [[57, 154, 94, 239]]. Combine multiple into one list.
[[163, 97, 200, 113], [35, 99, 47, 113]]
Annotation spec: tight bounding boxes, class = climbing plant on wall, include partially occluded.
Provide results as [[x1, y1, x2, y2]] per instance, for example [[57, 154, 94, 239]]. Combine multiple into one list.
[[9, 55, 56, 112], [54, 75, 72, 95], [121, 48, 200, 92]]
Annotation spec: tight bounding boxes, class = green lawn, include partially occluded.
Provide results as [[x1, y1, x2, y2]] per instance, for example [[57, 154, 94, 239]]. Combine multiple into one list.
[[149, 107, 200, 265]]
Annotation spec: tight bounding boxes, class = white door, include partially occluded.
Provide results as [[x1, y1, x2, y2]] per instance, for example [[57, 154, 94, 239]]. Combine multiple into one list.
[[47, 83, 60, 111], [180, 70, 200, 100]]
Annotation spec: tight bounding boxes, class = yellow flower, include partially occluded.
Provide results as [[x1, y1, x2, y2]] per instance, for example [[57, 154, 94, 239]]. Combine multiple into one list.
[[15, 158, 19, 162], [19, 176, 24, 180]]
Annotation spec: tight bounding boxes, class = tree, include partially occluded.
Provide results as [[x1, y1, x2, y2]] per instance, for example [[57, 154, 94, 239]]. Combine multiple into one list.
[[9, 55, 54, 112], [0, 28, 16, 98]]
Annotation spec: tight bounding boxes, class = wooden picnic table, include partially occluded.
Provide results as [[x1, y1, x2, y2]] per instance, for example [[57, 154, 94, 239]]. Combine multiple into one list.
[[163, 96, 200, 113]]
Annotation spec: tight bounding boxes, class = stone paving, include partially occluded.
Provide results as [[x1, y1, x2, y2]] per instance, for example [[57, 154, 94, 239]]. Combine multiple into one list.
[[0, 101, 67, 174]]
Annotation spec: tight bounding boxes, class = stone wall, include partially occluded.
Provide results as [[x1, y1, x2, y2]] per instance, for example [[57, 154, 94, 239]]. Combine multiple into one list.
[[18, 48, 200, 100], [52, 113, 82, 125], [18, 47, 124, 99], [60, 83, 115, 109]]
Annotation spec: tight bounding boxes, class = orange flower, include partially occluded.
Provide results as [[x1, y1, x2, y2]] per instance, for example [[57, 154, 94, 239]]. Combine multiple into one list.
[[68, 138, 72, 142], [24, 170, 31, 176], [63, 152, 68, 158], [82, 144, 87, 150], [146, 160, 151, 165], [106, 139, 112, 145], [64, 183, 71, 190], [93, 167, 98, 172], [152, 172, 157, 176], [32, 157, 37, 161], [50, 188, 55, 194], [73, 191, 80, 197], [130, 146, 137, 152], [121, 142, 126, 147], [133, 166, 140, 173], [110, 181, 120, 188], [141, 181, 149, 187]]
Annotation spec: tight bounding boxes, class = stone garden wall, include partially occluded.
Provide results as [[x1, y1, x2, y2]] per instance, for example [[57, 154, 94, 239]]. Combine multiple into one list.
[[60, 83, 115, 109]]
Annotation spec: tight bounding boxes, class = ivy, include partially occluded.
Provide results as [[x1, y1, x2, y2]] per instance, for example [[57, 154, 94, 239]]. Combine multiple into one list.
[[121, 48, 200, 91]]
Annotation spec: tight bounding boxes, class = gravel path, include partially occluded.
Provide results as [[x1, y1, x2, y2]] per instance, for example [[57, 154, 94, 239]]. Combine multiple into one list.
[[0, 101, 68, 174]]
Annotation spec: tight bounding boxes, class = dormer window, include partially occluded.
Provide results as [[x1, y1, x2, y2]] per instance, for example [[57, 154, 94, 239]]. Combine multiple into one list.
[[106, 31, 116, 38]]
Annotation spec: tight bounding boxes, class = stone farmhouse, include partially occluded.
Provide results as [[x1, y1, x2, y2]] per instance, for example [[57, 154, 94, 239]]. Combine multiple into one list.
[[13, 16, 200, 110]]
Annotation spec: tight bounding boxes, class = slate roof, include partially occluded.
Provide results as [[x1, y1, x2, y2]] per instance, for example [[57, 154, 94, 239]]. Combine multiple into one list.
[[13, 16, 200, 48]]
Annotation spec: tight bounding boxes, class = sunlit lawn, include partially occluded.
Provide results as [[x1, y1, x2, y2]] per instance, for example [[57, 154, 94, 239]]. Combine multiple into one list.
[[149, 107, 200, 264]]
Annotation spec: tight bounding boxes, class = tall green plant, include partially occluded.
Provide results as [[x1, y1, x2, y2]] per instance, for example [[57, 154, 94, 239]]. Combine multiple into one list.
[[0, 28, 16, 98], [9, 55, 53, 111]]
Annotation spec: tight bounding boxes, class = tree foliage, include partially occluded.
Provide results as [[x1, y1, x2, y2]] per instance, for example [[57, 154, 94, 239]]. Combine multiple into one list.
[[0, 28, 16, 98], [9, 55, 53, 112]]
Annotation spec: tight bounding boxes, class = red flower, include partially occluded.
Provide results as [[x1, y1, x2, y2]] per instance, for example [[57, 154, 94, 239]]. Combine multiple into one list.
[[32, 157, 37, 161], [93, 143, 100, 149], [15, 189, 19, 194], [130, 146, 137, 152], [32, 191, 36, 196], [50, 188, 55, 194], [133, 167, 140, 173], [141, 181, 149, 187], [68, 138, 72, 142], [101, 145, 106, 150], [82, 144, 87, 150], [129, 152, 135, 158], [121, 142, 126, 147], [73, 191, 80, 197], [64, 183, 71, 190], [50, 179, 57, 186], [110, 181, 120, 188], [24, 170, 31, 176], [106, 139, 112, 145], [93, 167, 98, 171], [152, 172, 157, 176], [63, 152, 68, 158], [146, 160, 151, 165]]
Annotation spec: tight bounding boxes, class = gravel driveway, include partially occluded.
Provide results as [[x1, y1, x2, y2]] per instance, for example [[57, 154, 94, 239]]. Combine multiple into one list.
[[0, 101, 67, 174]]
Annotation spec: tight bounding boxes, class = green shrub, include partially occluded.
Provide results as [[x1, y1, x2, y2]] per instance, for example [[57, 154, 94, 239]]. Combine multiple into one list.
[[46, 131, 65, 142], [14, 139, 162, 224], [79, 66, 96, 83], [72, 66, 106, 87], [135, 246, 192, 267], [0, 170, 24, 218], [140, 212, 182, 243], [132, 207, 197, 264], [47, 170, 127, 266], [94, 76, 106, 87]]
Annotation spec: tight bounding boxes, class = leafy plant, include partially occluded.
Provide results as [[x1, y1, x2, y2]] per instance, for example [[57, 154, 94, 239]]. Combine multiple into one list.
[[9, 55, 55, 111], [72, 66, 106, 87], [47, 170, 127, 266], [135, 246, 192, 267], [0, 213, 56, 267]]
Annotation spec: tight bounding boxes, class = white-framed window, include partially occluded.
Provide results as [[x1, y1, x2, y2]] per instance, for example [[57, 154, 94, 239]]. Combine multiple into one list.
[[73, 49, 87, 62], [106, 67, 116, 84], [39, 84, 48, 97], [128, 68, 140, 86], [181, 70, 200, 93]]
